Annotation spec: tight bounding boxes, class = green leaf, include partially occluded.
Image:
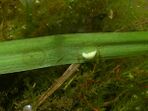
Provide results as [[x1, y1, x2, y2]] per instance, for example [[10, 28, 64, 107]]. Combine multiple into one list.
[[0, 32, 147, 74]]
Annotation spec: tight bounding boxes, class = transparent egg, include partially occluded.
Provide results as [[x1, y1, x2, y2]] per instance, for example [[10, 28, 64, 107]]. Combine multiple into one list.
[[23, 104, 32, 111], [82, 50, 97, 60]]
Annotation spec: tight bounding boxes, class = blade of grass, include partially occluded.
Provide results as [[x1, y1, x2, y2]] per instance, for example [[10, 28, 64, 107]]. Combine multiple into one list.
[[0, 32, 147, 74]]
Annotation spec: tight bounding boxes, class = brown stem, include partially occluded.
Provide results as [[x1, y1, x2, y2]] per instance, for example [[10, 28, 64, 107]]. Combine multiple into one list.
[[34, 64, 80, 109]]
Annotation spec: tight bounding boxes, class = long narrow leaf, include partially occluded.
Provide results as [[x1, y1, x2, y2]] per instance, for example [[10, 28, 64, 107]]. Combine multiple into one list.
[[0, 32, 147, 74]]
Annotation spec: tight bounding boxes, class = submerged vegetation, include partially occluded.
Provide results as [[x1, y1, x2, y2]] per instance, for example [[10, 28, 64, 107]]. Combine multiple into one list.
[[1, 0, 148, 40], [0, 0, 148, 111]]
